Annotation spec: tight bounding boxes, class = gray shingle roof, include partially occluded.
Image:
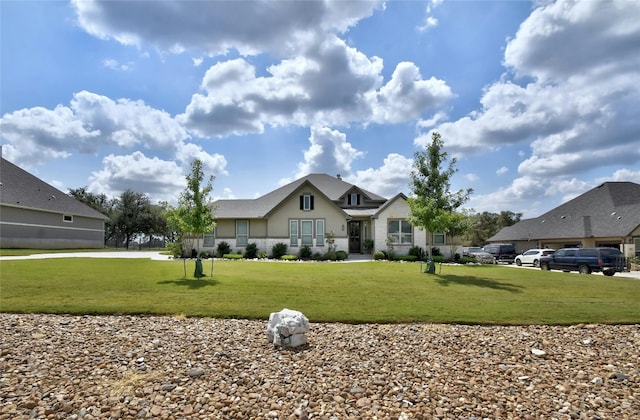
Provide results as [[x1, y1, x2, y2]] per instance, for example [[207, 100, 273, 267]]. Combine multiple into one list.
[[0, 157, 109, 220], [213, 173, 387, 218], [489, 182, 640, 242]]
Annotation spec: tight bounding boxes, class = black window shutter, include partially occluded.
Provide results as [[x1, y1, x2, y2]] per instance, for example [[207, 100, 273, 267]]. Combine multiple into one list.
[[310, 195, 314, 210], [348, 195, 351, 205], [300, 195, 304, 210], [357, 195, 361, 205]]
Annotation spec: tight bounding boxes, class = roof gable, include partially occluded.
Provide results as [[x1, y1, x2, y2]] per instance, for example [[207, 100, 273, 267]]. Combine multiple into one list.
[[213, 173, 388, 218], [489, 182, 640, 241], [0, 157, 108, 220]]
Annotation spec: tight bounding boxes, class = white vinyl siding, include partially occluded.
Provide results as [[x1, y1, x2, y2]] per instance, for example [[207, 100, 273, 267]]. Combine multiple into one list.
[[236, 220, 248, 247]]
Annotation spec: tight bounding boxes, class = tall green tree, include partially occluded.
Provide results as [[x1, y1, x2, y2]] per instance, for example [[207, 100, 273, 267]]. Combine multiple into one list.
[[114, 190, 155, 249], [463, 210, 523, 246], [164, 159, 217, 270], [408, 132, 473, 259]]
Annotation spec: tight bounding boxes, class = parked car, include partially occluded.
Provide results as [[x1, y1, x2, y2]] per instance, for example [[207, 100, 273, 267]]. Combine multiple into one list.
[[515, 249, 555, 267], [483, 243, 517, 264], [539, 247, 625, 276], [462, 247, 495, 264]]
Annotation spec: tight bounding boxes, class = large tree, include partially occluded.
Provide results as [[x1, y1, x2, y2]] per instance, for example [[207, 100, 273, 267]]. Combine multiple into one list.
[[114, 190, 156, 249], [408, 131, 473, 259], [164, 159, 217, 274], [463, 210, 523, 246]]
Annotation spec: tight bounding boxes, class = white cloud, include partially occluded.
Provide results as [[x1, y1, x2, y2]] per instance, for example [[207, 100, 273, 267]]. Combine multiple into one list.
[[296, 127, 364, 178], [88, 152, 186, 203], [465, 173, 479, 182], [178, 37, 451, 137], [192, 57, 203, 67], [421, 0, 640, 182], [72, 0, 384, 56], [416, 0, 443, 32], [496, 166, 509, 175], [102, 58, 133, 71], [347, 153, 413, 198]]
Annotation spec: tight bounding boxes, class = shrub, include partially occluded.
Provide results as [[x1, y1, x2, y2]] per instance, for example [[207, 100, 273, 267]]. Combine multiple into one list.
[[198, 250, 211, 259], [244, 243, 258, 259], [373, 251, 386, 260], [312, 252, 324, 261], [299, 245, 312, 260], [281, 254, 298, 261], [396, 255, 417, 262], [324, 251, 337, 261], [223, 253, 243, 259], [431, 247, 442, 257], [363, 239, 374, 252], [408, 246, 426, 261], [272, 242, 288, 259], [216, 241, 231, 258], [166, 242, 182, 259], [459, 256, 477, 264], [258, 250, 268, 259], [432, 255, 446, 263], [335, 250, 348, 261]]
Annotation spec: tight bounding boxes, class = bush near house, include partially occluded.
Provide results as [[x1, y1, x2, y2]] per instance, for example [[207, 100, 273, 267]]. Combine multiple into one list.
[[216, 241, 231, 258], [272, 242, 288, 259], [299, 245, 312, 260], [244, 243, 258, 259]]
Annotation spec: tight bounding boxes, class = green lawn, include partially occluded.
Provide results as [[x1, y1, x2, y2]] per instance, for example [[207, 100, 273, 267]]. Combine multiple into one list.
[[1, 258, 639, 324]]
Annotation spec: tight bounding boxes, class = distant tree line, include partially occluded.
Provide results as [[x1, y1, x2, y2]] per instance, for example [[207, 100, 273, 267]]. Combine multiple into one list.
[[68, 187, 172, 249]]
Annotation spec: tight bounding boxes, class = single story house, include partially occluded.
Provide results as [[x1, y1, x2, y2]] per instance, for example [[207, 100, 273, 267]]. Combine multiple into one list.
[[0, 156, 108, 249], [207, 173, 457, 258], [487, 182, 640, 258]]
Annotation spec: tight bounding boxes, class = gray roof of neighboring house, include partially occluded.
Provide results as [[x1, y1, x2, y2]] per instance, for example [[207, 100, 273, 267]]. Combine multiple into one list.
[[488, 182, 640, 242], [0, 157, 109, 220], [213, 173, 388, 219]]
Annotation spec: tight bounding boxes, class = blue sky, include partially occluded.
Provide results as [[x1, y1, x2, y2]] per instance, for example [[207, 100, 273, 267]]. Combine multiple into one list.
[[1, 0, 639, 218]]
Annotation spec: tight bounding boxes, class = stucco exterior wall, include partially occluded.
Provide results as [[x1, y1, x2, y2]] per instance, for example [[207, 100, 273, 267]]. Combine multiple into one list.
[[266, 186, 348, 240]]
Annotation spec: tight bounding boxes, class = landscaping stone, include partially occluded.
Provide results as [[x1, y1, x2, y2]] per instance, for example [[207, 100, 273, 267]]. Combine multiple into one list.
[[1, 314, 639, 418]]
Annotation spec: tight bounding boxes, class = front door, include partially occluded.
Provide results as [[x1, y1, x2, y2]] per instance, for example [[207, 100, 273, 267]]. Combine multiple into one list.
[[348, 221, 361, 253]]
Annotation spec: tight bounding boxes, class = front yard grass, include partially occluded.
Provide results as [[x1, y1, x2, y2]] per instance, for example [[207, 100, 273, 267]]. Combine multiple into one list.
[[1, 258, 639, 325]]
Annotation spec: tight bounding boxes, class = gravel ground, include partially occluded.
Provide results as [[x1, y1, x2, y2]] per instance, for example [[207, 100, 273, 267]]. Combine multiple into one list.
[[1, 314, 638, 419]]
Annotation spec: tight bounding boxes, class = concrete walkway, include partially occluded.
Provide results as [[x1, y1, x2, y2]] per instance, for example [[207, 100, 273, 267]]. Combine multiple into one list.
[[0, 251, 172, 261]]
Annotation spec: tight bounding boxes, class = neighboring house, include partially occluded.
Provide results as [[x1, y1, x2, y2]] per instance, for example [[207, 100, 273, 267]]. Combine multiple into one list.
[[487, 182, 640, 258], [207, 173, 455, 257], [0, 156, 108, 249]]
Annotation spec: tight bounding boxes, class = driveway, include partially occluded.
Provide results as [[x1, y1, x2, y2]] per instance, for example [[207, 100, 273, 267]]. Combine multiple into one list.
[[503, 263, 640, 279], [0, 251, 172, 261]]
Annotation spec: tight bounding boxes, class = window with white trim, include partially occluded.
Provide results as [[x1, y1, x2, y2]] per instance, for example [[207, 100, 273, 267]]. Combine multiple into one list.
[[236, 220, 248, 247], [301, 220, 313, 246], [63, 214, 73, 223], [300, 194, 314, 211], [290, 220, 298, 247], [388, 220, 412, 244], [316, 220, 325, 247]]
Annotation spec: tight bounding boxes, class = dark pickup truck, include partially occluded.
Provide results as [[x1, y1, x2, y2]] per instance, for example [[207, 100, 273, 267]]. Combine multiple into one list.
[[539, 247, 625, 276]]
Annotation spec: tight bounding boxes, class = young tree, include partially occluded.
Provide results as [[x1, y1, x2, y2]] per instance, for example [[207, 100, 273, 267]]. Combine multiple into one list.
[[164, 159, 217, 277], [408, 131, 473, 260]]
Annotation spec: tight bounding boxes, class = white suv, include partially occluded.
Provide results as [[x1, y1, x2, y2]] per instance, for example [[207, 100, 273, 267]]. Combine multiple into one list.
[[515, 249, 555, 267]]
